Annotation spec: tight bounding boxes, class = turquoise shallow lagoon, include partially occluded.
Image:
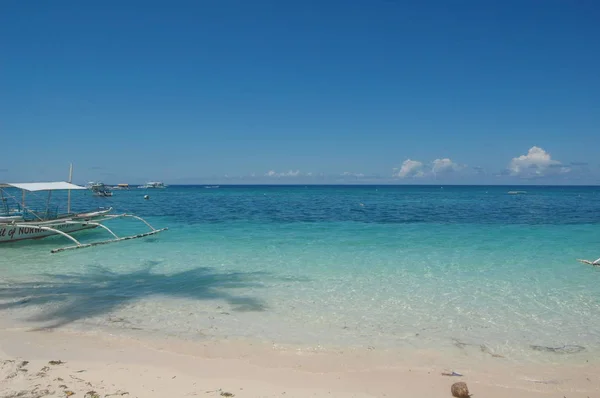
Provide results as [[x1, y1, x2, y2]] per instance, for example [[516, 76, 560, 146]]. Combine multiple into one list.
[[1, 185, 600, 363]]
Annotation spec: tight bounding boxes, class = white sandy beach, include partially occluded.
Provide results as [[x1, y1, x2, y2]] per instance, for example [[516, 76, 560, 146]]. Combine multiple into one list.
[[1, 321, 598, 398]]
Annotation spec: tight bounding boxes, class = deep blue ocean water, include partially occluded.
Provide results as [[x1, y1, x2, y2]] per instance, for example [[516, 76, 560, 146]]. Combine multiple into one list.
[[1, 185, 600, 363]]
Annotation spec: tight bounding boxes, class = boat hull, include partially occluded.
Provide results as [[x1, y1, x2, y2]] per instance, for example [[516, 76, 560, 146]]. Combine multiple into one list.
[[0, 221, 99, 243]]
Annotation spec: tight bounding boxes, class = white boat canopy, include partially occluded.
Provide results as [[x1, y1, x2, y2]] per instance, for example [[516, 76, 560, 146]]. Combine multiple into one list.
[[0, 182, 87, 191]]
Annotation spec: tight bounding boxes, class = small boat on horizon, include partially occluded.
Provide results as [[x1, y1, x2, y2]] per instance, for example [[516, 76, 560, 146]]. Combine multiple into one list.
[[138, 182, 167, 189], [112, 183, 130, 190]]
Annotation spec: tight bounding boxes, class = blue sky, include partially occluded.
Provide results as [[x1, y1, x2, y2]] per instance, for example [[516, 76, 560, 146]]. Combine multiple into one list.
[[1, 0, 599, 184]]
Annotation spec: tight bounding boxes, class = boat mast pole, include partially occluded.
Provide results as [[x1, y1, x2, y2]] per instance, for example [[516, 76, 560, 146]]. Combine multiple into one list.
[[46, 190, 52, 219], [67, 163, 73, 214]]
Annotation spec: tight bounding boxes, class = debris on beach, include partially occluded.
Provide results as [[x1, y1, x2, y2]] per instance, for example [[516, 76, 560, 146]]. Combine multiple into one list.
[[207, 389, 235, 397], [442, 371, 463, 377], [105, 390, 129, 396], [70, 374, 86, 382], [530, 344, 585, 354], [2, 357, 131, 398], [37, 366, 50, 376], [6, 388, 52, 398], [522, 378, 561, 385], [1, 359, 29, 379], [451, 382, 471, 397]]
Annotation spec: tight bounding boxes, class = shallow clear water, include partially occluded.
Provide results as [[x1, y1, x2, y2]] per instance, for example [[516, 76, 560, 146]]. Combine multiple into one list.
[[1, 185, 600, 362]]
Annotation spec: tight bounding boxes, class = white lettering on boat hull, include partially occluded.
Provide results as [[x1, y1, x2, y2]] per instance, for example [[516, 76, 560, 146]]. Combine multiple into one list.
[[0, 222, 98, 243]]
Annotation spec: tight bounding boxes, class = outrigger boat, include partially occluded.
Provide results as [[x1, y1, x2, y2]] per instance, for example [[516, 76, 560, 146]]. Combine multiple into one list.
[[87, 182, 113, 197], [0, 179, 167, 253]]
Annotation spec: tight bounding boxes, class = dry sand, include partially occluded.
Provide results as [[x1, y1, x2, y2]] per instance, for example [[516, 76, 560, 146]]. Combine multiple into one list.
[[1, 324, 598, 398]]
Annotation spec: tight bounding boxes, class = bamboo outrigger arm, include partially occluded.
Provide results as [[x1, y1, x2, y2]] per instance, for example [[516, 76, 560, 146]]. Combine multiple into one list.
[[49, 213, 168, 253], [50, 227, 168, 253], [64, 220, 120, 239], [11, 223, 83, 246]]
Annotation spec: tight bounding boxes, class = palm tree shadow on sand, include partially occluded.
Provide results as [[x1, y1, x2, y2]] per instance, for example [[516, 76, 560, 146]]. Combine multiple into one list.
[[0, 261, 273, 330]]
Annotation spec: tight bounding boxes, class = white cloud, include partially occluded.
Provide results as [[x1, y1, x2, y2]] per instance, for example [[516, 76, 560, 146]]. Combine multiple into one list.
[[432, 158, 463, 173], [265, 170, 303, 177], [508, 146, 569, 177], [341, 172, 365, 178], [393, 159, 425, 178], [393, 157, 466, 179]]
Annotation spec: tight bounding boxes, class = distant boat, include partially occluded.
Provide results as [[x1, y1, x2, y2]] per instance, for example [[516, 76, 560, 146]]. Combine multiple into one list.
[[204, 185, 220, 189], [138, 182, 167, 189], [112, 183, 130, 190], [508, 191, 527, 195], [87, 182, 113, 197]]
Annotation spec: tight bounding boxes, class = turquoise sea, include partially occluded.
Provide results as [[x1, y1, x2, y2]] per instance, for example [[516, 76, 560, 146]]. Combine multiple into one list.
[[1, 185, 600, 363]]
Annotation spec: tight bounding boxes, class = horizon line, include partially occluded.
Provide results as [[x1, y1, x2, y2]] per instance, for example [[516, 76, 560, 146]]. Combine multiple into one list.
[[74, 183, 600, 187]]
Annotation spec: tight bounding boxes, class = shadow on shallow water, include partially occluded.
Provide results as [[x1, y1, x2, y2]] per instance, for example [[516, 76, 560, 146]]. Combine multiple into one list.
[[0, 262, 269, 330]]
